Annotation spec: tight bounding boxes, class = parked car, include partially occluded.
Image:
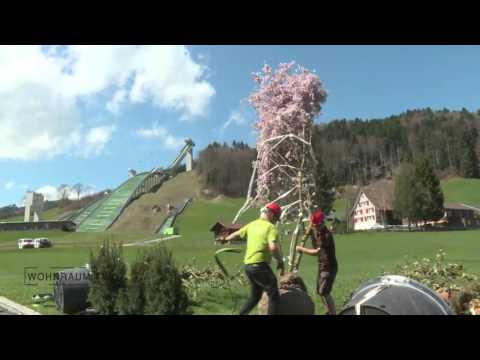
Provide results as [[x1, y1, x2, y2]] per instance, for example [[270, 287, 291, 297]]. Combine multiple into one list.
[[34, 238, 52, 248], [18, 238, 35, 249]]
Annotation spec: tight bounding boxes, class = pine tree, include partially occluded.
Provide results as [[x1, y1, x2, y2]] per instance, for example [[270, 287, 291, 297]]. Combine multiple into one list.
[[314, 160, 335, 215], [414, 156, 445, 224], [459, 128, 480, 178], [460, 146, 479, 178], [393, 162, 423, 229], [88, 240, 127, 314]]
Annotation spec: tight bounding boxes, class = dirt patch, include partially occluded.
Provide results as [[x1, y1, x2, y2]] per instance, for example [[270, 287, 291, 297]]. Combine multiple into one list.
[[257, 273, 315, 315], [211, 195, 226, 203]]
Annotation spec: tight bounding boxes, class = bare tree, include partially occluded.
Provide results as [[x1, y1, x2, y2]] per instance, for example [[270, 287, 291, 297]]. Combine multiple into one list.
[[57, 184, 70, 201], [73, 183, 84, 200]]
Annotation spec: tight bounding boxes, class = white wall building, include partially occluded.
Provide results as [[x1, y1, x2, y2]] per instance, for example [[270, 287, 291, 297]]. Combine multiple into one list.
[[352, 192, 379, 230], [350, 179, 398, 231]]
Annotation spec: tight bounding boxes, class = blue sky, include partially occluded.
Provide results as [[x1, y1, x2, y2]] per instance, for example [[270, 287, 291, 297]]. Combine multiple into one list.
[[1, 45, 480, 206]]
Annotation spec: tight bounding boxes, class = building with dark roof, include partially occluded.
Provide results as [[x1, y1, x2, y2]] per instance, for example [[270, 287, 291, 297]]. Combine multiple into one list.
[[349, 179, 479, 230]]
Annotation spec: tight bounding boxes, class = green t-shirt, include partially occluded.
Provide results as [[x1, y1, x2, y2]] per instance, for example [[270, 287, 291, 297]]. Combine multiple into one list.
[[239, 218, 279, 265]]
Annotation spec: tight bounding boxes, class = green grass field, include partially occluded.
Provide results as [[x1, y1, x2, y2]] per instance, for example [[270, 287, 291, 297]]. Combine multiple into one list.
[[333, 198, 347, 220], [442, 178, 480, 207], [1, 195, 480, 315]]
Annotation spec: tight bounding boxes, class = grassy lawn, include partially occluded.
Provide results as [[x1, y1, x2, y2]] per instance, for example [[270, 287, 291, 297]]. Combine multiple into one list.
[[1, 196, 480, 315], [333, 198, 347, 220], [442, 178, 480, 207]]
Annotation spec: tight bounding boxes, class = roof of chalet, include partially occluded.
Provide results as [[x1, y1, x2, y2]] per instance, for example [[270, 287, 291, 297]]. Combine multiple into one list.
[[444, 203, 477, 211], [350, 179, 395, 214]]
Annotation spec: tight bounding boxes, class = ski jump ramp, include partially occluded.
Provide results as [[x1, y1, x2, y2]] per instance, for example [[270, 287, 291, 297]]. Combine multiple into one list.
[[72, 139, 194, 232]]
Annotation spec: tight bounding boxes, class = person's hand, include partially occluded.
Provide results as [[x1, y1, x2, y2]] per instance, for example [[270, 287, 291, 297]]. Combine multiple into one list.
[[296, 245, 303, 253]]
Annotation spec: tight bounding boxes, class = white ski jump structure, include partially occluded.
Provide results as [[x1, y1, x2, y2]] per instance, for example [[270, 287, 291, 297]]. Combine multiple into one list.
[[72, 139, 195, 232]]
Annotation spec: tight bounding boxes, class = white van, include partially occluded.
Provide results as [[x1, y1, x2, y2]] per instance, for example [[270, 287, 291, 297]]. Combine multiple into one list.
[[18, 238, 35, 249]]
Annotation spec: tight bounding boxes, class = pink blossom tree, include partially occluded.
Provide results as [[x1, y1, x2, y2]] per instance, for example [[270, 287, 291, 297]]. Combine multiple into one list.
[[233, 62, 327, 272]]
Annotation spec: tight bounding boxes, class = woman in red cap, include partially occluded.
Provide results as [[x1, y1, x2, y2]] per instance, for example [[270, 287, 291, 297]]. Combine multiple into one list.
[[296, 209, 338, 315], [223, 202, 284, 315]]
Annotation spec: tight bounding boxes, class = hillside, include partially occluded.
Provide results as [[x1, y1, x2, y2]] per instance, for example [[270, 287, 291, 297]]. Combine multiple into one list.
[[313, 108, 480, 186], [442, 177, 480, 207], [109, 171, 204, 234]]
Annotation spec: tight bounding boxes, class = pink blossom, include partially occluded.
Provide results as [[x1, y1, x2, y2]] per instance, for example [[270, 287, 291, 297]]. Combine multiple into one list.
[[249, 62, 327, 205]]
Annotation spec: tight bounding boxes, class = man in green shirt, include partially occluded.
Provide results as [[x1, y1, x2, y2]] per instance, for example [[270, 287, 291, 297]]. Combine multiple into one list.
[[223, 202, 285, 315]]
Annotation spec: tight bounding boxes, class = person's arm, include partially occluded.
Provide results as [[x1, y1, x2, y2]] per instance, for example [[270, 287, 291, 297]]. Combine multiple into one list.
[[296, 245, 321, 256], [267, 227, 284, 274], [223, 230, 242, 243], [269, 241, 284, 264]]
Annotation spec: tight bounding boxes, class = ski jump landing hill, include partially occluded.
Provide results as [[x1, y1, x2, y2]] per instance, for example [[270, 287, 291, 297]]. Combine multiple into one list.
[[71, 139, 195, 233]]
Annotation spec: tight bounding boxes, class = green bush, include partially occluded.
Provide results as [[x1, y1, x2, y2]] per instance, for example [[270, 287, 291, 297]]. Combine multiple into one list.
[[117, 245, 191, 315], [116, 250, 151, 315], [88, 240, 127, 315], [143, 245, 191, 315], [392, 249, 479, 291], [391, 250, 480, 314]]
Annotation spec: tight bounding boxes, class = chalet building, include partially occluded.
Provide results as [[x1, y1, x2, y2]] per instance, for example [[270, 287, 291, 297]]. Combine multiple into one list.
[[350, 179, 480, 230], [350, 180, 401, 231]]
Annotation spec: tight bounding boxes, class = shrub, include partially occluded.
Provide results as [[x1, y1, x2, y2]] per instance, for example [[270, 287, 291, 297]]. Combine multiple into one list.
[[117, 245, 191, 315], [180, 262, 247, 302], [390, 249, 480, 314], [142, 245, 191, 315], [88, 240, 127, 315], [116, 251, 151, 315], [392, 249, 479, 291]]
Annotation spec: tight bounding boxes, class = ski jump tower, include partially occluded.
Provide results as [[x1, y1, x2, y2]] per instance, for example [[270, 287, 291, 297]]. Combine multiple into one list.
[[24, 192, 44, 222], [185, 139, 194, 172], [161, 138, 195, 172]]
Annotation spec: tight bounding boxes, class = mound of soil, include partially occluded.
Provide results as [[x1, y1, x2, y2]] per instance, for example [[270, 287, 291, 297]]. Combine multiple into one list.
[[258, 273, 315, 315]]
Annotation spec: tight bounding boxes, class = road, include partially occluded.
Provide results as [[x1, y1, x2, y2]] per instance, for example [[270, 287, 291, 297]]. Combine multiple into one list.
[[0, 305, 16, 315]]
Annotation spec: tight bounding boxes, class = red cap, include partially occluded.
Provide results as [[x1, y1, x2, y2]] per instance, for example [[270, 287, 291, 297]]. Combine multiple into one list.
[[311, 210, 325, 225], [266, 202, 282, 219]]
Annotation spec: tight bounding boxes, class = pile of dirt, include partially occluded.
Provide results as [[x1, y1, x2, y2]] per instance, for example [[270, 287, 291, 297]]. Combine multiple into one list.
[[436, 287, 480, 315], [258, 273, 315, 315], [278, 273, 308, 292], [469, 299, 480, 315]]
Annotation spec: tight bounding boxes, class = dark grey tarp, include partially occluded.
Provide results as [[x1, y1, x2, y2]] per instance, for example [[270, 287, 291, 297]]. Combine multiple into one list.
[[340, 275, 453, 315]]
